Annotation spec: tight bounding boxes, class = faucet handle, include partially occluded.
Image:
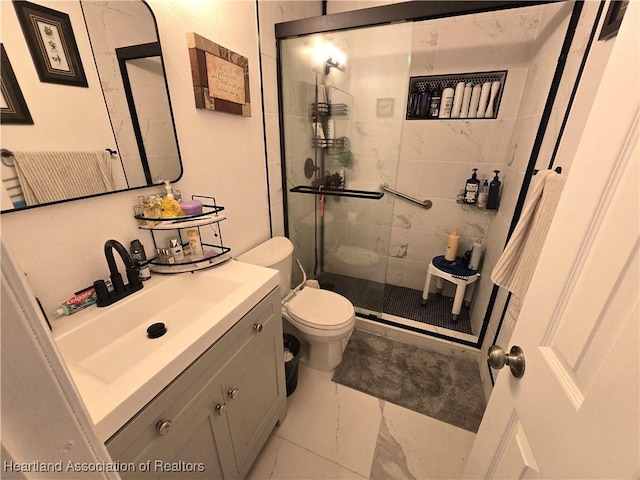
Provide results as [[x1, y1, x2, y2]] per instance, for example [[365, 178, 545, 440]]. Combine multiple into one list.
[[93, 280, 111, 306], [110, 272, 125, 293], [127, 267, 142, 287]]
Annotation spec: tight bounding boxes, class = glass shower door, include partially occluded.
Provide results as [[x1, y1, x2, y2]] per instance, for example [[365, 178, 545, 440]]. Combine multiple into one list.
[[279, 22, 414, 318]]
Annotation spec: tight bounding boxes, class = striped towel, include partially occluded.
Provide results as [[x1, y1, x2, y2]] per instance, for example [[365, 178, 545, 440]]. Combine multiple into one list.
[[12, 151, 114, 206], [491, 170, 566, 329]]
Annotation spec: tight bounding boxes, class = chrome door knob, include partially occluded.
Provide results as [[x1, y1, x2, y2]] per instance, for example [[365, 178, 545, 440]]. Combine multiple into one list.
[[156, 420, 172, 436], [253, 323, 263, 333], [228, 388, 239, 399], [215, 403, 227, 416], [487, 345, 525, 378]]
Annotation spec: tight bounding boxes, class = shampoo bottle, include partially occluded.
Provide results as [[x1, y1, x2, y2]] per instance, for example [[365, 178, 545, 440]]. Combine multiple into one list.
[[428, 89, 442, 118], [487, 170, 502, 211], [418, 90, 431, 118], [439, 87, 455, 118], [445, 228, 460, 262], [463, 168, 480, 204]]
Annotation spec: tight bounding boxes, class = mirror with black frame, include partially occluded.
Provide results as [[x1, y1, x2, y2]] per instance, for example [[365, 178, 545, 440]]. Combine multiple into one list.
[[0, 0, 182, 212]]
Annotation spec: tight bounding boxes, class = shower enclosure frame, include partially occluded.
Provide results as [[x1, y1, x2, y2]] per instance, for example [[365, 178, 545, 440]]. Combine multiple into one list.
[[275, 0, 585, 351]]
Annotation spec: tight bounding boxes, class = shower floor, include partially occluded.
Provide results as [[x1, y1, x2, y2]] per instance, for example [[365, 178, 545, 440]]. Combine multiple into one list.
[[317, 272, 473, 335]]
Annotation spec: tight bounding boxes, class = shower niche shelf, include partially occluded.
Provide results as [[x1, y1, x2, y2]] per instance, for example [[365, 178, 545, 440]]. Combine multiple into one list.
[[290, 185, 383, 200], [407, 70, 507, 120], [133, 195, 231, 273]]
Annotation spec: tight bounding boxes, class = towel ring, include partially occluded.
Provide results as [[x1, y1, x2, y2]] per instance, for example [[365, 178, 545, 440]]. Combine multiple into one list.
[[1, 149, 14, 166]]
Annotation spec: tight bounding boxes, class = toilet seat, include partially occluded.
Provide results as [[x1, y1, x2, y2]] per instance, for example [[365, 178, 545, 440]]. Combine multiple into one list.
[[285, 288, 354, 331]]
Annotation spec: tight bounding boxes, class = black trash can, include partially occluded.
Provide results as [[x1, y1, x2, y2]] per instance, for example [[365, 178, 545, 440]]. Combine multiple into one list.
[[283, 334, 301, 396]]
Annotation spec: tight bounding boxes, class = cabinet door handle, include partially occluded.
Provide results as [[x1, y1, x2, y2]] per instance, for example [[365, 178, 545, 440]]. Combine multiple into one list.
[[156, 420, 172, 436], [253, 323, 263, 333], [215, 403, 227, 416], [228, 388, 239, 399]]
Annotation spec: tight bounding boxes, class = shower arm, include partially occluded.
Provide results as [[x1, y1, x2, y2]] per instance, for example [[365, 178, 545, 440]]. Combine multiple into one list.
[[380, 183, 433, 209]]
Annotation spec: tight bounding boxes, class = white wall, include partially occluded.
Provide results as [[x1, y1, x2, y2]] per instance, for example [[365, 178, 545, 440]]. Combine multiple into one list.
[[0, 0, 278, 322]]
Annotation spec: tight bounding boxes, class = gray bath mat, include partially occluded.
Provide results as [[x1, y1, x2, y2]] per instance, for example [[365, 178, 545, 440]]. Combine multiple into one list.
[[332, 329, 486, 432]]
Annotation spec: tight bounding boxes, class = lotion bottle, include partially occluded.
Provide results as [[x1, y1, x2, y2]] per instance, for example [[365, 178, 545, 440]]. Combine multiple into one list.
[[445, 228, 460, 262], [463, 168, 480, 204], [477, 179, 489, 209]]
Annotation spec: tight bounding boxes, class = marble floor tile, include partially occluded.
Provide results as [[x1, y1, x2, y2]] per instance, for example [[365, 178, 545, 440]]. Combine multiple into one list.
[[370, 402, 476, 479], [247, 433, 366, 480], [275, 365, 383, 478]]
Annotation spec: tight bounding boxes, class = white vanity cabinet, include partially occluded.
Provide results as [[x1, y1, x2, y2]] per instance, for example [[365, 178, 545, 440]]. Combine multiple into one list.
[[105, 288, 286, 479]]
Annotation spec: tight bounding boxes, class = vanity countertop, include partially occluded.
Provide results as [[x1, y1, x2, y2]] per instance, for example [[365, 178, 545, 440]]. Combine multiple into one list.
[[52, 260, 279, 442]]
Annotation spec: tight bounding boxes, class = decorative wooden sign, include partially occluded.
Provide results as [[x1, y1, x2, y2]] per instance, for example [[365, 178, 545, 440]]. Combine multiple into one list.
[[187, 32, 250, 117]]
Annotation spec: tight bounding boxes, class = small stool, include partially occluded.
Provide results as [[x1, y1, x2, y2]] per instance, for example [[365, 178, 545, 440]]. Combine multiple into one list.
[[421, 255, 480, 321]]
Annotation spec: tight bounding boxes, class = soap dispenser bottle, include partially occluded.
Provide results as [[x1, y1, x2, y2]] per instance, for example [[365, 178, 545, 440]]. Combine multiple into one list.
[[477, 179, 489, 209], [487, 170, 502, 211], [463, 168, 480, 204]]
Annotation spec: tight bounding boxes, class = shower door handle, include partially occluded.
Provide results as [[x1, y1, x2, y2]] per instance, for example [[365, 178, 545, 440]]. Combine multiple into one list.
[[487, 345, 525, 378], [380, 184, 432, 209]]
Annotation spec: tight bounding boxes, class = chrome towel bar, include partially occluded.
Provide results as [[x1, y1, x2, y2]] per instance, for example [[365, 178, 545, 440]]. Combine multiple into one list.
[[380, 183, 432, 209]]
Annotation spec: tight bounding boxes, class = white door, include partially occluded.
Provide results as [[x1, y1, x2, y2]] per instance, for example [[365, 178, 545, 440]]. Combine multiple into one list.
[[464, 3, 639, 479]]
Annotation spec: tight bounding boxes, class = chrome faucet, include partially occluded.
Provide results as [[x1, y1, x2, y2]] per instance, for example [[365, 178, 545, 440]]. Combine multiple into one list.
[[94, 239, 143, 307]]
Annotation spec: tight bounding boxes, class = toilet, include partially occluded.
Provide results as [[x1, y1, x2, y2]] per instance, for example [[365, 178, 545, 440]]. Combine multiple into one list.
[[237, 237, 355, 371]]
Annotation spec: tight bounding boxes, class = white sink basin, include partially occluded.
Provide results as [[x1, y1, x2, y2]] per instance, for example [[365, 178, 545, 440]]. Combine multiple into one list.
[[52, 260, 279, 441], [56, 273, 242, 385]]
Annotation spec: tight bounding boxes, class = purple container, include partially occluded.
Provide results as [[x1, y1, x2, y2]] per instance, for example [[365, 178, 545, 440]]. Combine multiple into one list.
[[180, 200, 203, 216]]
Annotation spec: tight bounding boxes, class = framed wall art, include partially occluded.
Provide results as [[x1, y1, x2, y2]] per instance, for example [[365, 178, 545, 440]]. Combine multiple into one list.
[[13, 0, 88, 87], [1, 44, 34, 125], [598, 0, 629, 41], [187, 32, 251, 117]]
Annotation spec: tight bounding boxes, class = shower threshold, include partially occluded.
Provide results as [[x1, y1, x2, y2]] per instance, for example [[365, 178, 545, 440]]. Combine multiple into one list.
[[317, 272, 476, 340]]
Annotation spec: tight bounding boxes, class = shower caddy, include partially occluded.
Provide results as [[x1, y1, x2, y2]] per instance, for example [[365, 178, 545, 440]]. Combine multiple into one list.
[[133, 195, 231, 273]]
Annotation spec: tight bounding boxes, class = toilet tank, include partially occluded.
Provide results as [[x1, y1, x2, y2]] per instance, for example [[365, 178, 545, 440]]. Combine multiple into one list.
[[236, 237, 293, 299]]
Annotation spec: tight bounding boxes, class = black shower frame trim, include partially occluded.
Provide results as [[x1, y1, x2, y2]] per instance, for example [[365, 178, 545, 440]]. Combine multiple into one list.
[[275, 0, 566, 352]]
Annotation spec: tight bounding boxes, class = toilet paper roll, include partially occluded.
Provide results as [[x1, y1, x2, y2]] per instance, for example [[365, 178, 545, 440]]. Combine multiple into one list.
[[476, 82, 492, 118], [451, 82, 466, 118], [468, 84, 482, 118]]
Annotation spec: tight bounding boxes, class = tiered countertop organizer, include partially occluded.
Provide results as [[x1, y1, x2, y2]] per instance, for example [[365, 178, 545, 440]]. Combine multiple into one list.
[[134, 195, 231, 273]]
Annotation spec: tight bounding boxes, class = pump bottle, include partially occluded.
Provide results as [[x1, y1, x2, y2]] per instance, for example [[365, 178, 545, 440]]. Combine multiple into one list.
[[445, 228, 460, 262], [487, 170, 502, 210], [463, 168, 480, 204]]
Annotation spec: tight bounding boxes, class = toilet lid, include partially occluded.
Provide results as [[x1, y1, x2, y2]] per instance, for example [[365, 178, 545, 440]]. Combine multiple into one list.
[[286, 288, 354, 330]]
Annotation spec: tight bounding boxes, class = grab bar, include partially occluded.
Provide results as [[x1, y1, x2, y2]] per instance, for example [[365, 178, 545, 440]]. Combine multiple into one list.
[[380, 183, 432, 209]]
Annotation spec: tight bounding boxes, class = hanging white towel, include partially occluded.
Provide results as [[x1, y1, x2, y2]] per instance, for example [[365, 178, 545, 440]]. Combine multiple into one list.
[[491, 170, 566, 329], [13, 151, 115, 206]]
